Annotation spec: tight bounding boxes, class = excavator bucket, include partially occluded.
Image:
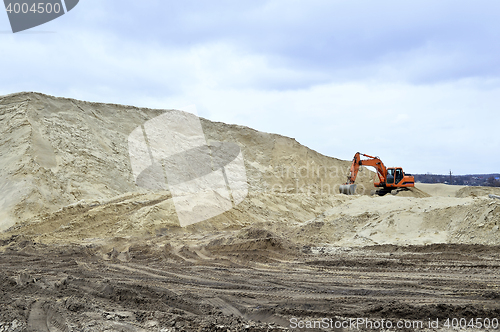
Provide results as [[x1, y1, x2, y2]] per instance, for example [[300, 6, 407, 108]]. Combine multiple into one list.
[[339, 184, 357, 195]]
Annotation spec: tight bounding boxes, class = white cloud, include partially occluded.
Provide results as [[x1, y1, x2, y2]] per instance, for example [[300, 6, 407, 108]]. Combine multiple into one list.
[[1, 0, 499, 174]]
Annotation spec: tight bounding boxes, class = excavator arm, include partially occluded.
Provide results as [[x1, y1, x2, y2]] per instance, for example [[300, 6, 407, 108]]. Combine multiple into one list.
[[357, 153, 387, 186], [339, 152, 388, 195], [345, 152, 361, 185], [345, 152, 387, 185]]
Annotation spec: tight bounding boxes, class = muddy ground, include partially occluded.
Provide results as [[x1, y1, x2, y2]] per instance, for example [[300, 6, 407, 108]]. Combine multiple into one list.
[[1, 234, 499, 332]]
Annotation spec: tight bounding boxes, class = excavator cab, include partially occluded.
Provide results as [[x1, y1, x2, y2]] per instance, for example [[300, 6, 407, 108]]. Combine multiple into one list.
[[395, 168, 403, 184], [386, 168, 395, 184], [386, 167, 406, 187]]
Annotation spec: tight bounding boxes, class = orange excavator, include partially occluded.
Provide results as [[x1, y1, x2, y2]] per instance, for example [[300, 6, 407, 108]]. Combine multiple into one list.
[[339, 152, 415, 195]]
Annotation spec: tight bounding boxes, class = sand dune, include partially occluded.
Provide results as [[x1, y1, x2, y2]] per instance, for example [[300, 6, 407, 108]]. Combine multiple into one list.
[[1, 92, 499, 248]]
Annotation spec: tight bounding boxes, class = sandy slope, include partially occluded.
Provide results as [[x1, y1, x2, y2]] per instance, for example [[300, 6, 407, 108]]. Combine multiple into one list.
[[416, 183, 465, 197], [417, 183, 500, 198], [0, 92, 373, 231], [1, 92, 499, 249]]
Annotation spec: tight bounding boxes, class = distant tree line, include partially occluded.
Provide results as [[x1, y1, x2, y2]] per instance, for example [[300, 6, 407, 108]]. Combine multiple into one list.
[[413, 173, 500, 187]]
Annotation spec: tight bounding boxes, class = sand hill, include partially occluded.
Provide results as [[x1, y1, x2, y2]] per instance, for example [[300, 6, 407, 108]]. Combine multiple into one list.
[[1, 92, 499, 248]]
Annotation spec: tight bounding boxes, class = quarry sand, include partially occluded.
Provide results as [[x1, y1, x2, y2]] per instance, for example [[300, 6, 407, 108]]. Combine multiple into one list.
[[1, 92, 499, 331], [416, 183, 465, 197]]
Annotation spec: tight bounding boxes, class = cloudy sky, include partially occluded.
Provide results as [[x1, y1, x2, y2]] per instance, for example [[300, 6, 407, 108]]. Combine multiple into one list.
[[1, 0, 499, 174]]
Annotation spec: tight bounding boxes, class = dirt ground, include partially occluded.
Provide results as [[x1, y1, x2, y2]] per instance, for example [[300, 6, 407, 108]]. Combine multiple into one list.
[[1, 234, 499, 332]]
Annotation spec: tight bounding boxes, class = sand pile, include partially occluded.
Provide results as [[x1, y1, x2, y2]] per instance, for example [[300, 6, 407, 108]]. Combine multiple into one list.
[[456, 186, 500, 198], [416, 183, 500, 198], [416, 183, 465, 197], [0, 92, 371, 230], [1, 92, 499, 248], [281, 193, 500, 246]]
